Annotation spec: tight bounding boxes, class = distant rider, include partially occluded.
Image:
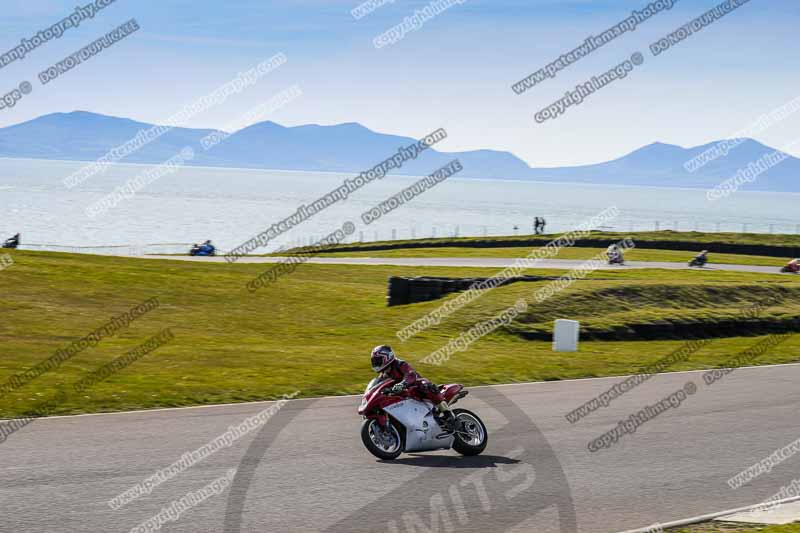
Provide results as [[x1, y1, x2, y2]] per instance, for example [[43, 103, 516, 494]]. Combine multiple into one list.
[[694, 250, 709, 265], [200, 240, 216, 255], [607, 243, 623, 264], [3, 233, 19, 249], [370, 345, 455, 427]]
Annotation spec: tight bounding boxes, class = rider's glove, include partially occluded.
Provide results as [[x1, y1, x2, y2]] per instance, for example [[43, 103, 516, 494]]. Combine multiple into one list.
[[390, 383, 407, 394]]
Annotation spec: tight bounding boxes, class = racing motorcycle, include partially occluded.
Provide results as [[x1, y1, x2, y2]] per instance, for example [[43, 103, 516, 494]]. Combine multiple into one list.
[[189, 243, 216, 256], [358, 376, 488, 460], [608, 253, 625, 265], [689, 250, 710, 268]]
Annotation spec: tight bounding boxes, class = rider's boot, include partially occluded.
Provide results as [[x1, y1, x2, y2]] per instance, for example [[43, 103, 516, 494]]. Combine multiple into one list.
[[434, 401, 456, 434]]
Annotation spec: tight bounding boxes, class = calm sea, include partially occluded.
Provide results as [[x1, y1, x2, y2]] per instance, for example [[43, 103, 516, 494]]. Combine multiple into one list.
[[0, 157, 796, 253]]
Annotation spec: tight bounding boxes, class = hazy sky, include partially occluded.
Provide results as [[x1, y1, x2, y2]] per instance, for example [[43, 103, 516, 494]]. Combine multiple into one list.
[[0, 0, 797, 166]]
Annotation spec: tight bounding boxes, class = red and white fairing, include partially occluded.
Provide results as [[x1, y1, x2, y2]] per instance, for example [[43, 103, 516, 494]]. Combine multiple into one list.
[[359, 376, 465, 453]]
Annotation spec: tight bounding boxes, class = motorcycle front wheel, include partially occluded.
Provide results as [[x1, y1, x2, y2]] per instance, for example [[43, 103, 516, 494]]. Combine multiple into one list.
[[361, 418, 404, 460], [451, 409, 488, 456]]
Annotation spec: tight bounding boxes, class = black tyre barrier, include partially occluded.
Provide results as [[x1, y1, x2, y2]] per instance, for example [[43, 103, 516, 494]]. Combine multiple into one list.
[[387, 275, 563, 306], [511, 315, 800, 342]]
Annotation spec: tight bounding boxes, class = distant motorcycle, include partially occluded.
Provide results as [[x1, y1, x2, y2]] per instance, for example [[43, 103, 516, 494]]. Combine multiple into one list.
[[607, 252, 625, 265], [2, 237, 19, 249], [689, 251, 709, 268], [358, 376, 488, 460], [781, 261, 800, 274], [688, 257, 707, 267], [189, 242, 216, 256]]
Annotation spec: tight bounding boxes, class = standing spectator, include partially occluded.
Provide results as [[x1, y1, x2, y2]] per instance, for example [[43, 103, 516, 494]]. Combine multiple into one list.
[[540, 217, 547, 234], [533, 217, 541, 234]]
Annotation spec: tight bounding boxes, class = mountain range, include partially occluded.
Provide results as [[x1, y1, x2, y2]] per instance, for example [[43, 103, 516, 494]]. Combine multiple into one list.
[[0, 111, 797, 192]]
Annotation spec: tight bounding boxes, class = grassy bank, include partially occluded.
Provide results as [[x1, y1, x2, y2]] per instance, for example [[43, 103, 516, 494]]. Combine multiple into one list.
[[1, 250, 799, 417], [510, 279, 800, 340], [284, 230, 800, 261], [308, 246, 789, 267]]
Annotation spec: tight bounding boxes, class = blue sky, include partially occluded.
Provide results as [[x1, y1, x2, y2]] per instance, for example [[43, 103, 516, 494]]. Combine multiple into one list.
[[0, 0, 797, 166]]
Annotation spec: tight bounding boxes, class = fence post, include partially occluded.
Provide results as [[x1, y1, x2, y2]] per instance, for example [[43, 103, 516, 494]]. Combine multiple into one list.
[[411, 227, 416, 239], [359, 231, 364, 243], [770, 224, 775, 234], [482, 226, 488, 237], [715, 222, 721, 233], [454, 225, 459, 237], [655, 221, 660, 231], [432, 227, 436, 238], [742, 223, 748, 233]]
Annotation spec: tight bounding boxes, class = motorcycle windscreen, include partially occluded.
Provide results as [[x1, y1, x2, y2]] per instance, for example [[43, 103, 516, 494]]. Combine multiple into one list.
[[364, 376, 390, 394]]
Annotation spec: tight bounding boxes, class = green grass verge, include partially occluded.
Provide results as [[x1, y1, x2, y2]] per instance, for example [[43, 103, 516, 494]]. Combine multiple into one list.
[[283, 230, 800, 260], [298, 230, 800, 250], [510, 279, 800, 340], [309, 246, 789, 267], [1, 250, 799, 418], [673, 522, 800, 532]]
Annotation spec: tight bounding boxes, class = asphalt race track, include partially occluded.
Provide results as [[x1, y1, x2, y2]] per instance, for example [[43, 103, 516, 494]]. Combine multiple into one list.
[[144, 255, 791, 275], [3, 364, 799, 532]]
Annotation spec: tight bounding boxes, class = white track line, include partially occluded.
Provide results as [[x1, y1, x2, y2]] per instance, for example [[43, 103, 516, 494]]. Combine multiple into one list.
[[618, 495, 800, 532], [10, 359, 800, 422]]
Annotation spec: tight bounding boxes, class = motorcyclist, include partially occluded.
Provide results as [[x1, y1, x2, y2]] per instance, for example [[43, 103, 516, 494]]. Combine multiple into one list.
[[190, 240, 216, 256], [200, 240, 215, 254], [693, 250, 709, 265], [3, 233, 20, 249], [786, 258, 800, 273], [370, 345, 455, 427], [607, 244, 623, 264]]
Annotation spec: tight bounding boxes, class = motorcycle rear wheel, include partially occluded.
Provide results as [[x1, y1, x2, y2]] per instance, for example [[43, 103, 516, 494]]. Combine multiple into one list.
[[451, 409, 488, 456], [361, 418, 404, 460]]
